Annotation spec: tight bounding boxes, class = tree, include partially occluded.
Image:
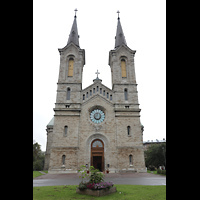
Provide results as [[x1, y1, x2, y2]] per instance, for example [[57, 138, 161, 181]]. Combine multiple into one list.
[[144, 143, 166, 169], [33, 142, 45, 170]]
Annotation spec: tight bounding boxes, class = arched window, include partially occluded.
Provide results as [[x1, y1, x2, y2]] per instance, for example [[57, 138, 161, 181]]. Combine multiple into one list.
[[127, 126, 131, 136], [68, 58, 74, 77], [129, 155, 133, 165], [64, 126, 68, 136], [62, 155, 66, 165], [92, 140, 103, 147], [124, 88, 128, 100], [83, 94, 85, 100], [67, 88, 70, 100], [121, 59, 127, 78]]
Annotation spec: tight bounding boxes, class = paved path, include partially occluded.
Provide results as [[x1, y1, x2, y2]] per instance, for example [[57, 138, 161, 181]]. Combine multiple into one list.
[[33, 173, 166, 187]]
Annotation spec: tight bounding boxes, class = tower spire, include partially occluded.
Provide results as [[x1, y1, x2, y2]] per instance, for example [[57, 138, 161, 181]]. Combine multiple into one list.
[[115, 11, 127, 48], [67, 9, 80, 47]]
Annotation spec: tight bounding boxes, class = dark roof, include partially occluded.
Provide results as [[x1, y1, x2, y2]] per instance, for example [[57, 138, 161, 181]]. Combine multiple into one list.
[[67, 16, 79, 47], [115, 18, 127, 48]]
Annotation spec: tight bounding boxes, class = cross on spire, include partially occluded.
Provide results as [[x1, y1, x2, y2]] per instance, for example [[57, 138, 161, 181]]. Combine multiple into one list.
[[117, 10, 120, 19], [95, 70, 100, 78], [74, 8, 78, 17]]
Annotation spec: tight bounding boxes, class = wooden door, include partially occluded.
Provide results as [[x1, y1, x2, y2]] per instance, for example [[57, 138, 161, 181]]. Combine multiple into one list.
[[91, 139, 104, 172]]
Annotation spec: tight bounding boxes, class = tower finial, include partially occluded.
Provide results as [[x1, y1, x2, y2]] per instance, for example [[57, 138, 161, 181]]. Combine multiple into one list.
[[95, 70, 100, 79], [74, 8, 78, 18], [117, 10, 120, 20]]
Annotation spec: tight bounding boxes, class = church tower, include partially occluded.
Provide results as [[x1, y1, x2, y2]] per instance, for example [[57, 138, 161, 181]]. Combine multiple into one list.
[[109, 12, 139, 107], [44, 11, 146, 173]]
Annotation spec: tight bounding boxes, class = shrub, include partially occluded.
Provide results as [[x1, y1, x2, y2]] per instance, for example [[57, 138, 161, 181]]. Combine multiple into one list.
[[89, 167, 105, 184], [148, 165, 155, 171], [161, 170, 166, 175], [78, 182, 87, 190], [157, 169, 166, 175]]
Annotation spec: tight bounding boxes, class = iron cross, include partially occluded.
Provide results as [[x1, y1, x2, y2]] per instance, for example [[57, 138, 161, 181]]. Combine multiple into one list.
[[117, 10, 120, 19], [95, 70, 100, 78], [74, 8, 78, 17]]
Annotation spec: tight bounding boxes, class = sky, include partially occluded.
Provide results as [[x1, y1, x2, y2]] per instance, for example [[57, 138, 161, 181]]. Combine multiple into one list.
[[33, 0, 166, 151]]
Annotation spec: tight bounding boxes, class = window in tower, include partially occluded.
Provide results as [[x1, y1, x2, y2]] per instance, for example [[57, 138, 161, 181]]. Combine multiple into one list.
[[121, 59, 127, 78], [67, 88, 70, 100], [64, 126, 68, 137], [124, 88, 128, 100], [127, 126, 131, 136], [68, 58, 74, 77], [129, 155, 133, 165], [62, 155, 66, 165]]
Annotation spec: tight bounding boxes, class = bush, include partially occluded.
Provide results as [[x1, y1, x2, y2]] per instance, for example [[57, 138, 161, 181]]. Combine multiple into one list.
[[148, 165, 155, 171], [89, 168, 105, 184], [157, 169, 166, 175], [78, 182, 87, 190]]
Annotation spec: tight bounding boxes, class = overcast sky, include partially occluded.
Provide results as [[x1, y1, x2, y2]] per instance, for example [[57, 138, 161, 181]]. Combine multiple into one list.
[[33, 0, 166, 151]]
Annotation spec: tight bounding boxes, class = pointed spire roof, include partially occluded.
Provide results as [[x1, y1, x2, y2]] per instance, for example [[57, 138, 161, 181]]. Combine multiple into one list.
[[115, 11, 127, 48], [67, 9, 80, 47]]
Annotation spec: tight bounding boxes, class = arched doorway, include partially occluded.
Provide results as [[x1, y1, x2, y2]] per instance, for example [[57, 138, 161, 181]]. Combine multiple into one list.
[[91, 139, 104, 172]]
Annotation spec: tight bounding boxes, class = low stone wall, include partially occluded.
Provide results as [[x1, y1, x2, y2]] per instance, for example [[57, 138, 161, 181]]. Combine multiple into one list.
[[76, 187, 116, 197]]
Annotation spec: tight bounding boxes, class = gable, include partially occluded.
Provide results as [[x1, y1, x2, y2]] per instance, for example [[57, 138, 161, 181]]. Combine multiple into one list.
[[81, 81, 113, 105]]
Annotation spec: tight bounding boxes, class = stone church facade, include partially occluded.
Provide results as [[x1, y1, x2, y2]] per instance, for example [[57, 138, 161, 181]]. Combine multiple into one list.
[[44, 12, 146, 173]]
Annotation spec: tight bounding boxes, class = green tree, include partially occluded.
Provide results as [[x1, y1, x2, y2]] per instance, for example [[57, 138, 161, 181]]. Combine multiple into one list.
[[144, 143, 166, 169], [33, 142, 45, 170]]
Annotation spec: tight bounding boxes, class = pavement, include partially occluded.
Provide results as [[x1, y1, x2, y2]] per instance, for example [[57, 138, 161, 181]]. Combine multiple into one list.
[[33, 172, 166, 187]]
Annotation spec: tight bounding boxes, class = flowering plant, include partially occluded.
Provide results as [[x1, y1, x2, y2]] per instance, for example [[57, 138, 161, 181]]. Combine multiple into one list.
[[86, 181, 114, 190]]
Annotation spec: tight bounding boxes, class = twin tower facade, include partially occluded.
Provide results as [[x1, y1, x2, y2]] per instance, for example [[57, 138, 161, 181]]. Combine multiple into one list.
[[44, 12, 146, 173]]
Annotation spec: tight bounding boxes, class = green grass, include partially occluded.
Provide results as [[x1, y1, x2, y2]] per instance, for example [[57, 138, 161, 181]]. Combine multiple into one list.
[[147, 170, 158, 174], [33, 171, 43, 178], [33, 185, 166, 200]]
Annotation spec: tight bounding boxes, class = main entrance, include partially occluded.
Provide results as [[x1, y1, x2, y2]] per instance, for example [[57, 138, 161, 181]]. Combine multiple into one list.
[[91, 139, 104, 172]]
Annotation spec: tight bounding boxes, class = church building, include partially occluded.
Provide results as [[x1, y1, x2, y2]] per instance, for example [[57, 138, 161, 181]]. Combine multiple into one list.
[[44, 11, 146, 173]]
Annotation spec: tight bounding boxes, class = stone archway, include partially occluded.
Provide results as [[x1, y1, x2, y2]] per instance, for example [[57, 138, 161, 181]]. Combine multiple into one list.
[[85, 133, 109, 172], [91, 139, 104, 171]]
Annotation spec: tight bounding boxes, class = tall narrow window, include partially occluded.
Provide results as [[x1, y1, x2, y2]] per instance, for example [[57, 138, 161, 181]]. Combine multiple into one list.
[[129, 155, 133, 165], [83, 94, 85, 100], [100, 88, 102, 94], [103, 90, 105, 96], [127, 126, 130, 136], [97, 86, 99, 92], [62, 155, 66, 165], [67, 88, 70, 100], [124, 88, 128, 100], [86, 92, 88, 98], [64, 126, 68, 136], [93, 88, 95, 93], [90, 90, 92, 96], [68, 58, 74, 77], [121, 59, 127, 77], [107, 92, 109, 98], [110, 95, 112, 101]]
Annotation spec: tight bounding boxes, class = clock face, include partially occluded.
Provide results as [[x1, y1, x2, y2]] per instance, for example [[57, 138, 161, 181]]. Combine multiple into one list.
[[90, 109, 105, 124]]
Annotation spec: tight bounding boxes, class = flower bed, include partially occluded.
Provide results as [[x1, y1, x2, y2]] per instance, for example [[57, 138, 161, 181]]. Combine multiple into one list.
[[76, 186, 116, 197], [87, 181, 114, 190], [76, 165, 116, 196]]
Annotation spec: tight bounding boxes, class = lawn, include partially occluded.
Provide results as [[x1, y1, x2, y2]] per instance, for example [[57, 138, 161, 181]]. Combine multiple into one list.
[[33, 171, 43, 178], [33, 185, 166, 200], [33, 171, 48, 178]]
